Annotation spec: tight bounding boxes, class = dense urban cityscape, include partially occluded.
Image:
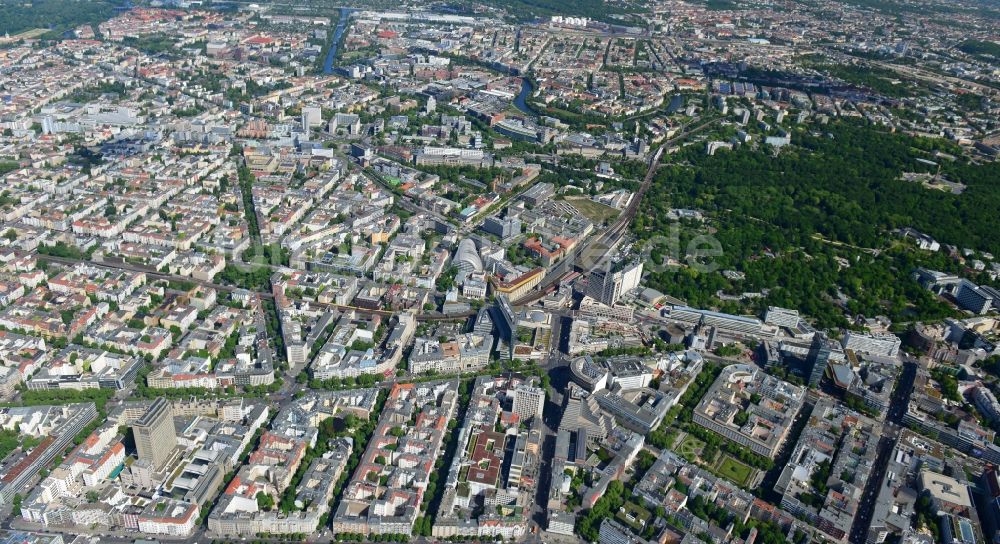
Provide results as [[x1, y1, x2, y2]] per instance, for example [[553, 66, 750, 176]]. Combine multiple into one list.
[[0, 0, 998, 543]]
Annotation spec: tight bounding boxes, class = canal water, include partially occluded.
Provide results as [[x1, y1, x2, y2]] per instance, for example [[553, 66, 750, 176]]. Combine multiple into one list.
[[323, 8, 354, 74], [513, 77, 538, 117]]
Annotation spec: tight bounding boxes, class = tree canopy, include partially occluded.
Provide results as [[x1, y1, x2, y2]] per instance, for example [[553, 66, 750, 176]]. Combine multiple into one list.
[[636, 118, 994, 327]]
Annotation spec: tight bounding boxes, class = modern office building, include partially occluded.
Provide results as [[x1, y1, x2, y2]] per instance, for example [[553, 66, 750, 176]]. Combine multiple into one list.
[[133, 397, 177, 471], [605, 359, 654, 390], [473, 306, 494, 335], [956, 280, 1000, 315], [842, 330, 901, 357], [512, 384, 545, 421], [919, 471, 973, 514], [764, 306, 800, 328], [547, 510, 575, 536], [578, 296, 634, 321], [559, 384, 614, 446], [587, 261, 642, 306], [482, 215, 521, 240], [414, 147, 492, 167], [492, 295, 517, 359], [593, 388, 670, 434], [300, 106, 322, 130], [519, 182, 554, 207], [808, 333, 839, 386]]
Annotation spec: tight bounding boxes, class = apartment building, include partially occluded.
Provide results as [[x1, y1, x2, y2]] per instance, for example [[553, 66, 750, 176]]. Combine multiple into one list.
[[692, 365, 805, 457]]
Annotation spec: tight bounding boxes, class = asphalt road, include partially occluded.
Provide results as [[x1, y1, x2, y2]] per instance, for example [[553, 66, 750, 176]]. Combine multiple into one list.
[[846, 359, 916, 544], [17, 113, 719, 544]]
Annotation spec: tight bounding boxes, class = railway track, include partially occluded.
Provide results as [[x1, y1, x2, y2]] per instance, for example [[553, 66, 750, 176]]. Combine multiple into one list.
[[35, 117, 715, 321], [511, 115, 717, 306]]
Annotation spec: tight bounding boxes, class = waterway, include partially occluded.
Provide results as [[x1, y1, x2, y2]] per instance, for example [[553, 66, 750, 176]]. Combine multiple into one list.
[[323, 8, 355, 75], [513, 77, 538, 117]]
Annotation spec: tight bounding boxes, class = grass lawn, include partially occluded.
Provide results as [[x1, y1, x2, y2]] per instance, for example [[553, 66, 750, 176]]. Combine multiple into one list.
[[677, 435, 705, 458], [565, 197, 621, 224], [340, 48, 378, 62], [714, 455, 753, 486], [1, 28, 49, 42]]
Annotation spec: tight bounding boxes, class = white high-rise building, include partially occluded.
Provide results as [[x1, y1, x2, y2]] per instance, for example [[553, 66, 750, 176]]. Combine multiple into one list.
[[512, 384, 545, 421], [842, 331, 901, 357], [301, 106, 323, 131], [587, 261, 643, 306]]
